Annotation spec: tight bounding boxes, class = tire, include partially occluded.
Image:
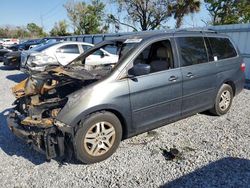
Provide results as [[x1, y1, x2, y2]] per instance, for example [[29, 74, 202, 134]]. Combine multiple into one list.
[[17, 62, 21, 70], [210, 84, 233, 116], [74, 111, 122, 164]]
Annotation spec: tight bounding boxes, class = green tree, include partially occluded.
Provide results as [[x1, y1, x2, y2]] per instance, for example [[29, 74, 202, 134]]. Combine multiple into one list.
[[0, 26, 30, 38], [50, 20, 69, 36], [13, 27, 30, 38], [205, 0, 250, 25], [109, 0, 172, 31], [27, 23, 47, 37], [0, 27, 10, 38], [168, 0, 201, 28], [64, 0, 106, 34], [0, 28, 5, 38], [237, 1, 250, 23]]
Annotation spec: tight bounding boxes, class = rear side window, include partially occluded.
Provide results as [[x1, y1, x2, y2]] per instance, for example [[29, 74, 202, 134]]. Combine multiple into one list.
[[177, 37, 208, 67], [207, 37, 237, 60], [56, 44, 79, 54]]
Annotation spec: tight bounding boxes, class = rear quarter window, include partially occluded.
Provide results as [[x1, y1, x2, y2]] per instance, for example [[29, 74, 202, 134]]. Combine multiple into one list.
[[177, 37, 208, 67], [208, 37, 237, 60]]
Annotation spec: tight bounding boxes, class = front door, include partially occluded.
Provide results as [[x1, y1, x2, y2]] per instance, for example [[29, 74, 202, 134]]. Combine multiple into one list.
[[128, 39, 182, 131]]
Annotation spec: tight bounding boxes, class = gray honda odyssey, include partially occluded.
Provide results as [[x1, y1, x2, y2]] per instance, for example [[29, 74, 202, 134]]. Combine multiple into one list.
[[7, 30, 245, 164]]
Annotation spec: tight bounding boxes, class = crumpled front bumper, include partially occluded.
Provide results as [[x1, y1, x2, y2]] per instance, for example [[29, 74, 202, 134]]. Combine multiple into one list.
[[7, 110, 66, 160]]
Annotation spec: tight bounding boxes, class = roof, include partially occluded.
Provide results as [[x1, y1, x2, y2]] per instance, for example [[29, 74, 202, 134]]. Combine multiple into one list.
[[102, 28, 228, 43], [58, 41, 94, 45]]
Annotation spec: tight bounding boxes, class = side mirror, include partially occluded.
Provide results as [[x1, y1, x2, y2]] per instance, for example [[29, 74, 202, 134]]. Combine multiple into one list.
[[128, 63, 151, 77]]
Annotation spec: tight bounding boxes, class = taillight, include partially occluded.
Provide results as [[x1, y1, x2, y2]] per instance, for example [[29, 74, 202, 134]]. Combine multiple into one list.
[[241, 62, 246, 72]]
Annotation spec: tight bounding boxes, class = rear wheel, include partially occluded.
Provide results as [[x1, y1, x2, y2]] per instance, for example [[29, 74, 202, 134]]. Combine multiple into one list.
[[74, 111, 122, 164], [210, 84, 233, 116]]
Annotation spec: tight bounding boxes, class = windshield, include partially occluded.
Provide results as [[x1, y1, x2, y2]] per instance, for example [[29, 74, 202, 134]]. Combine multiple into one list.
[[69, 39, 140, 71], [119, 43, 137, 59]]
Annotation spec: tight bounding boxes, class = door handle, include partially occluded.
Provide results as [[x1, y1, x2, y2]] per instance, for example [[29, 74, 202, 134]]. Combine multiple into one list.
[[186, 72, 194, 78], [169, 75, 178, 82]]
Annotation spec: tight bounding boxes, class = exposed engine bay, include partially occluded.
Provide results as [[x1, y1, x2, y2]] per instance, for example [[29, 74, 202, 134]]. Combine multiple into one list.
[[13, 66, 109, 125], [7, 38, 139, 160], [8, 64, 113, 159]]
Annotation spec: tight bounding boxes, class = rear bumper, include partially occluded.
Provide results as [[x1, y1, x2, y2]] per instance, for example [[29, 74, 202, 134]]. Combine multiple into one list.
[[235, 74, 245, 96], [7, 110, 67, 159]]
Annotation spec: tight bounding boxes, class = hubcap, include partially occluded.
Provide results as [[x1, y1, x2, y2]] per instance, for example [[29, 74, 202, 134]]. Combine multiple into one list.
[[219, 90, 231, 111], [84, 121, 116, 156]]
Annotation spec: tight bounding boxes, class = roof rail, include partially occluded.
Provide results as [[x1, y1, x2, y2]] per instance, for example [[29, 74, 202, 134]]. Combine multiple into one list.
[[174, 28, 217, 33], [206, 28, 218, 33]]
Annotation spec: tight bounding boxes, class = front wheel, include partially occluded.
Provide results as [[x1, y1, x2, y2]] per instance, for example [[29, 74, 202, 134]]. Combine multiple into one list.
[[74, 111, 122, 164], [210, 84, 233, 116]]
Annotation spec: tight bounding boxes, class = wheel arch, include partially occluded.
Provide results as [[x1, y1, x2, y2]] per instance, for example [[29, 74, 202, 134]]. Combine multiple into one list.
[[223, 80, 236, 96], [104, 109, 128, 139], [74, 106, 129, 140]]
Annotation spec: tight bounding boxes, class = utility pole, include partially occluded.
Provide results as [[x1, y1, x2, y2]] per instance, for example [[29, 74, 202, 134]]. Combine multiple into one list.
[[40, 14, 44, 30]]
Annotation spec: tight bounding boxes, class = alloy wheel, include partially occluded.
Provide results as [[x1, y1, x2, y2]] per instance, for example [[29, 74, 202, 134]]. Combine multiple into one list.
[[83, 121, 116, 156], [219, 90, 231, 111]]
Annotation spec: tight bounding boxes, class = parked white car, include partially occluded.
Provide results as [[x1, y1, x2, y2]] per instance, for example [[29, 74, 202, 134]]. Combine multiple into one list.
[[1, 38, 19, 47], [21, 41, 118, 72]]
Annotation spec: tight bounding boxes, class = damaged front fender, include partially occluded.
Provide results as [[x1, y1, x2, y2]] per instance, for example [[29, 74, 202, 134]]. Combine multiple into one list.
[[8, 65, 105, 160]]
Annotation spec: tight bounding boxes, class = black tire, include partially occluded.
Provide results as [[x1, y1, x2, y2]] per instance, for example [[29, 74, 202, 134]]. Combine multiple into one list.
[[210, 84, 233, 116], [74, 111, 122, 164], [17, 62, 21, 70]]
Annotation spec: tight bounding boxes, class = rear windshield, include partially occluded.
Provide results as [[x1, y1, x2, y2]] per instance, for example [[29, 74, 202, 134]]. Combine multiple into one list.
[[207, 37, 237, 60]]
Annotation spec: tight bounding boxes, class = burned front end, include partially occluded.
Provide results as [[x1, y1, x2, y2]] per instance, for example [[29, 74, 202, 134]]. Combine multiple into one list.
[[7, 66, 106, 160]]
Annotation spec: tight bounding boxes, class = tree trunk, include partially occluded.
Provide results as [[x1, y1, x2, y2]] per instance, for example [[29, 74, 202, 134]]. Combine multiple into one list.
[[175, 17, 182, 28]]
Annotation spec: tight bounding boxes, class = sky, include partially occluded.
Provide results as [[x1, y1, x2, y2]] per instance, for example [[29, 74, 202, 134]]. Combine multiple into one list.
[[0, 0, 211, 33], [0, 0, 69, 32]]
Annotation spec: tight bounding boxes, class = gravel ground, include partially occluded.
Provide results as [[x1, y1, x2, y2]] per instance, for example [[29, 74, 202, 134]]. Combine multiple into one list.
[[0, 64, 250, 188]]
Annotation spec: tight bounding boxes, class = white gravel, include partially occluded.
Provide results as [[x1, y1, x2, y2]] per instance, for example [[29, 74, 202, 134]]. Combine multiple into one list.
[[0, 64, 250, 188]]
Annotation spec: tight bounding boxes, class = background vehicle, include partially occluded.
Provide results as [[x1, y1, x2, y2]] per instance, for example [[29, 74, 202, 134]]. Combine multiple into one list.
[[13, 39, 44, 51], [2, 38, 64, 69], [1, 38, 19, 47], [7, 30, 245, 164], [21, 41, 118, 72], [27, 37, 64, 49], [3, 51, 21, 69], [0, 46, 12, 62], [0, 39, 42, 62]]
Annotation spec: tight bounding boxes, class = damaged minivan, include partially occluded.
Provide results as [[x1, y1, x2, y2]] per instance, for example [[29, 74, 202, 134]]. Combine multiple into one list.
[[7, 30, 245, 164]]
